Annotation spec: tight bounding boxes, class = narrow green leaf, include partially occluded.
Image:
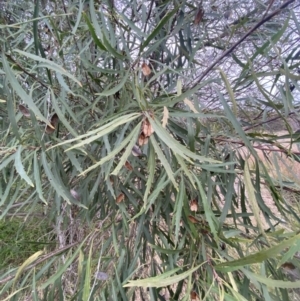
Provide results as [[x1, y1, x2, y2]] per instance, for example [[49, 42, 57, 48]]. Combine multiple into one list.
[[95, 71, 129, 96], [124, 264, 203, 288], [174, 177, 185, 246], [244, 161, 268, 241], [111, 123, 141, 175], [150, 135, 178, 190], [216, 232, 300, 271], [83, 12, 106, 51], [40, 239, 88, 289], [79, 123, 141, 176], [2, 53, 50, 126], [219, 69, 237, 116], [243, 269, 300, 289], [13, 50, 82, 87], [83, 241, 93, 301], [14, 146, 34, 187], [141, 7, 178, 51], [34, 151, 47, 204]]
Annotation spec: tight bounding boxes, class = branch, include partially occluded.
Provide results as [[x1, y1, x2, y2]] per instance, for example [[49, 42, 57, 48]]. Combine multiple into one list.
[[189, 0, 296, 90], [5, 53, 48, 89]]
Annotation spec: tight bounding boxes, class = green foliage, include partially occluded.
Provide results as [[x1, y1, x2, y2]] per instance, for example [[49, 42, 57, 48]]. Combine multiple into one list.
[[0, 0, 300, 300], [0, 218, 51, 271]]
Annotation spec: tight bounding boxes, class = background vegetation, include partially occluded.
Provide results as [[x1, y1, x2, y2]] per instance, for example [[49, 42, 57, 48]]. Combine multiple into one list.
[[1, 0, 300, 300]]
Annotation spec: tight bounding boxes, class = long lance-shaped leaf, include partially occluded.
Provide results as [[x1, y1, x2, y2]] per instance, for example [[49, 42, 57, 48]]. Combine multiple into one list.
[[149, 135, 178, 190], [79, 123, 141, 176], [2, 53, 50, 126], [123, 264, 203, 288], [95, 71, 129, 96], [14, 146, 34, 187], [49, 113, 141, 150], [140, 6, 178, 52], [83, 12, 106, 51], [111, 123, 141, 175], [216, 232, 300, 272], [13, 50, 82, 87]]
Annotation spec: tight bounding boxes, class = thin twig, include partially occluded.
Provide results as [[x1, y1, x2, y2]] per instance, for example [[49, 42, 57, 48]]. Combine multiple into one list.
[[5, 53, 48, 89], [189, 0, 296, 90]]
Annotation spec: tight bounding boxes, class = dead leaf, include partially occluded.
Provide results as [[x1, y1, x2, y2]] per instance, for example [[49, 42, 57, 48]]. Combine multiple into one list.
[[281, 262, 296, 270], [188, 215, 199, 224], [190, 291, 200, 301], [45, 113, 59, 134], [116, 193, 125, 203], [200, 228, 209, 235], [142, 118, 154, 137], [50, 113, 59, 126], [194, 7, 204, 25], [125, 161, 133, 171], [162, 106, 169, 128], [190, 199, 198, 212], [141, 62, 151, 76], [138, 133, 149, 146], [109, 176, 114, 184], [19, 104, 31, 118]]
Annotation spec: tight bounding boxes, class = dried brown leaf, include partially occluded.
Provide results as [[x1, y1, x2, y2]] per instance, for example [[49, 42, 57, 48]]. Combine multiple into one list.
[[141, 62, 151, 76], [142, 118, 154, 137], [125, 161, 133, 171], [188, 215, 199, 224], [190, 291, 200, 301], [194, 8, 204, 25], [138, 133, 149, 146], [45, 113, 59, 134], [116, 193, 125, 203], [281, 262, 296, 270], [190, 199, 198, 212]]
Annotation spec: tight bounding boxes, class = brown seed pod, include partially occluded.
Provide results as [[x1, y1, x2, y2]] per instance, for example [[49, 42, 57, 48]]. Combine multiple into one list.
[[190, 199, 198, 212], [116, 193, 125, 203], [188, 215, 199, 224], [194, 7, 204, 25], [141, 62, 151, 76], [142, 118, 154, 137], [19, 104, 31, 118], [138, 132, 149, 146], [124, 161, 133, 171], [45, 113, 59, 134], [190, 291, 200, 301]]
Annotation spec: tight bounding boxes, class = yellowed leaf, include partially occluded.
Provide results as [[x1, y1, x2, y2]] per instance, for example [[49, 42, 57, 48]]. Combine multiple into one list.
[[183, 98, 198, 113], [162, 106, 169, 128]]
